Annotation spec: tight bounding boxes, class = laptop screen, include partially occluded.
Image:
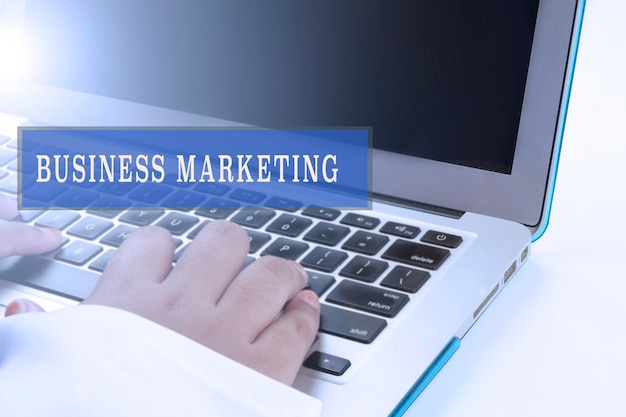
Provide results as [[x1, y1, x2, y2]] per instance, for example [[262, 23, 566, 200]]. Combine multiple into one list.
[[22, 0, 539, 176]]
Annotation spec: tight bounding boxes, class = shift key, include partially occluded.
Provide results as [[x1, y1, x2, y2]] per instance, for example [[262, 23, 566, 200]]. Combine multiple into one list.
[[320, 304, 387, 344]]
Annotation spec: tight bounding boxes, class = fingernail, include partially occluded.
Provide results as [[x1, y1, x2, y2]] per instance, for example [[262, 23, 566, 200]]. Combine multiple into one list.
[[5, 299, 45, 316], [42, 227, 62, 240], [291, 261, 308, 280], [299, 290, 320, 310]]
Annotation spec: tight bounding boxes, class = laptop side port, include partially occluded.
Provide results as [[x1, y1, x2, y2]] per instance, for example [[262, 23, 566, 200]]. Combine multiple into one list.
[[520, 245, 529, 263], [473, 283, 500, 320], [503, 261, 517, 284]]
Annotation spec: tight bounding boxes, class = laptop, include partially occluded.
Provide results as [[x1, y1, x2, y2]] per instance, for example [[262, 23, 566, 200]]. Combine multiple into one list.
[[0, 1, 585, 416]]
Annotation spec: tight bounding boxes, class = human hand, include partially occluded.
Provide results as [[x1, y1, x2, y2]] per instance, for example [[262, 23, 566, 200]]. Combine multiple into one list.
[[0, 193, 63, 259], [6, 219, 320, 386]]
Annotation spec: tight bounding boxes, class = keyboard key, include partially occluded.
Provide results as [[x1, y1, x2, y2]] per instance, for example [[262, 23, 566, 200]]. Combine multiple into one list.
[[67, 216, 114, 240], [173, 244, 189, 263], [34, 211, 80, 230], [382, 240, 450, 270], [0, 169, 8, 180], [100, 225, 137, 247], [119, 209, 165, 226], [260, 237, 309, 260], [187, 220, 211, 239], [194, 182, 230, 196], [380, 221, 420, 239], [303, 222, 350, 246], [341, 230, 389, 255], [15, 210, 43, 223], [86, 196, 132, 218], [55, 189, 100, 207], [380, 265, 431, 293], [266, 213, 312, 237], [55, 241, 103, 266], [155, 212, 199, 235], [302, 207, 341, 221], [0, 173, 18, 193], [0, 148, 15, 166], [0, 256, 99, 301], [340, 213, 380, 230], [195, 198, 240, 219], [88, 250, 116, 272], [128, 183, 173, 203], [305, 271, 336, 297], [229, 188, 266, 204], [421, 230, 463, 248], [265, 196, 302, 212], [161, 190, 206, 210], [300, 247, 348, 273], [246, 229, 271, 253], [326, 280, 409, 318], [304, 351, 351, 376], [319, 304, 387, 344], [339, 255, 388, 283], [96, 181, 137, 196], [231, 208, 276, 229]]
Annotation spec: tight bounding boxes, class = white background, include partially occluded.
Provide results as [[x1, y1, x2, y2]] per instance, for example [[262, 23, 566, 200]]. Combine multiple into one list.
[[405, 1, 626, 416]]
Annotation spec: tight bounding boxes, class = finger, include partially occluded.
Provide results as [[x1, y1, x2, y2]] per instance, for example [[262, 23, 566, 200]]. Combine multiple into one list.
[[0, 222, 62, 257], [249, 290, 321, 385], [0, 193, 19, 220], [166, 220, 249, 303], [4, 298, 46, 317], [215, 256, 308, 341], [87, 226, 175, 299]]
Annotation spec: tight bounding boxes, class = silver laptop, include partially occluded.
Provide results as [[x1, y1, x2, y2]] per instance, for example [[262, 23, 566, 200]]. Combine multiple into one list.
[[0, 1, 584, 416]]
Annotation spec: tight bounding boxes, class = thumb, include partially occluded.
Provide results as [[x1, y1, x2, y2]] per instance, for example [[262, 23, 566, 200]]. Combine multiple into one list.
[[4, 298, 46, 317]]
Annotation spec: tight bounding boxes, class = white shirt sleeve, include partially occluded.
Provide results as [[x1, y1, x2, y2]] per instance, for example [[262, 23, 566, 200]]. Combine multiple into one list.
[[0, 305, 322, 417]]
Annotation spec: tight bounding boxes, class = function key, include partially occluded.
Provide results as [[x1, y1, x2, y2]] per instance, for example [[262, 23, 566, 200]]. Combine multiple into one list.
[[302, 207, 342, 221], [340, 213, 380, 230], [194, 182, 230, 196], [228, 188, 266, 205], [421, 230, 463, 248], [265, 196, 302, 212], [379, 221, 420, 239]]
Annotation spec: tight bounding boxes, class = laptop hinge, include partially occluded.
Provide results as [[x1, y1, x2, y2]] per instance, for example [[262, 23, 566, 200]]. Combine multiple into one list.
[[373, 193, 465, 219]]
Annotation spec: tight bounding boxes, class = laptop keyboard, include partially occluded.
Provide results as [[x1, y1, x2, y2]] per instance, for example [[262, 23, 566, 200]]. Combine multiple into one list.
[[0, 124, 467, 379]]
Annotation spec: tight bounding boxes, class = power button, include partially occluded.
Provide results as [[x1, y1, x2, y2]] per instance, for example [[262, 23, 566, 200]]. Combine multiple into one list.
[[421, 230, 463, 248]]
